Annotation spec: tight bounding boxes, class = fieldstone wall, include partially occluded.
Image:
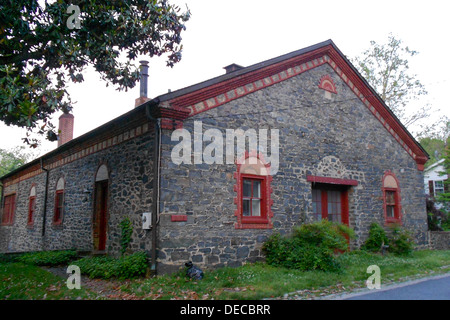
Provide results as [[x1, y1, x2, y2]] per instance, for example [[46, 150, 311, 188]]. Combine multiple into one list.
[[156, 62, 428, 273], [0, 127, 155, 256], [1, 60, 429, 275], [429, 231, 450, 250]]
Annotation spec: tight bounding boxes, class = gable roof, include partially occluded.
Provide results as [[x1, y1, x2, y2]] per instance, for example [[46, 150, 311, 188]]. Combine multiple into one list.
[[1, 40, 429, 182], [143, 39, 429, 169], [425, 159, 445, 172]]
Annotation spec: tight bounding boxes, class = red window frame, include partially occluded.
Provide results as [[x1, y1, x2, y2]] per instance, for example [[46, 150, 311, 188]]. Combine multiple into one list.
[[28, 196, 36, 226], [53, 190, 64, 225], [241, 175, 267, 224], [383, 188, 401, 224], [233, 152, 274, 229], [311, 184, 349, 225], [382, 172, 402, 225], [1, 193, 16, 226]]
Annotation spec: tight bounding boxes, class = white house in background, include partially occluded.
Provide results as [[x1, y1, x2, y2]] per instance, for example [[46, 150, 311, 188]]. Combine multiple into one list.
[[424, 159, 448, 202]]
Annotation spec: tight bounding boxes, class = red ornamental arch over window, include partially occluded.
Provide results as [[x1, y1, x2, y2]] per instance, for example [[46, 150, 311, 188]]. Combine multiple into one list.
[[318, 75, 337, 94], [233, 151, 274, 229]]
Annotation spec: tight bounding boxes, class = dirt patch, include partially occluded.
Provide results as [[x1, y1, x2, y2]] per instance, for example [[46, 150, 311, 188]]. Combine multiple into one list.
[[42, 266, 139, 299]]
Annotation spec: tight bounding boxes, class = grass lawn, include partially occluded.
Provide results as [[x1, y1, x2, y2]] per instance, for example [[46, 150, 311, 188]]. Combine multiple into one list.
[[0, 261, 98, 300], [120, 249, 450, 300], [1, 249, 449, 300]]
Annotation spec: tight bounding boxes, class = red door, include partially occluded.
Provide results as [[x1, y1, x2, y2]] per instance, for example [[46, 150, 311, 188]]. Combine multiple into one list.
[[94, 181, 108, 251]]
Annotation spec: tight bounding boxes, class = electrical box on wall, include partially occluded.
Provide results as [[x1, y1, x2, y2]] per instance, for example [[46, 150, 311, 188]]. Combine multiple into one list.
[[142, 212, 152, 229]]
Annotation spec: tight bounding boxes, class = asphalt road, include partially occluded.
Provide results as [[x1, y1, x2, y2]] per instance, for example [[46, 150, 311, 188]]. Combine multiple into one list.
[[340, 274, 450, 300]]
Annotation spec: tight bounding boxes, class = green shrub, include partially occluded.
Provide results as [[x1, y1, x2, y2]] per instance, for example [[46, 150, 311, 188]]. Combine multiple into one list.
[[387, 225, 414, 256], [361, 222, 389, 253], [120, 217, 133, 256], [361, 222, 414, 256], [16, 250, 78, 266], [73, 251, 148, 280], [262, 220, 354, 272], [292, 220, 354, 252]]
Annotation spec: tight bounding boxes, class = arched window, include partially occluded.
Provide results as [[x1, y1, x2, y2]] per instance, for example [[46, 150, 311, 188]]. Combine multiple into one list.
[[28, 185, 36, 226], [53, 177, 65, 225], [382, 171, 402, 224], [95, 164, 109, 182], [234, 152, 273, 229]]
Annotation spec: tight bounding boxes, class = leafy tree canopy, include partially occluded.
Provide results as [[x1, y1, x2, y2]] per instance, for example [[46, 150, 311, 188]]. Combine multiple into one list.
[[0, 0, 190, 147], [352, 34, 431, 130], [437, 137, 450, 204], [0, 146, 37, 177]]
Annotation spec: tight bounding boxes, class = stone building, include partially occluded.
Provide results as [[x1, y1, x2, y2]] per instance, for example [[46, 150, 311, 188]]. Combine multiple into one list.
[[0, 40, 430, 274]]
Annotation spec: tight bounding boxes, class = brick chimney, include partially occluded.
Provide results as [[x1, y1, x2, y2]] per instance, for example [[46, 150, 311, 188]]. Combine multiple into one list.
[[135, 60, 150, 107], [58, 112, 74, 147]]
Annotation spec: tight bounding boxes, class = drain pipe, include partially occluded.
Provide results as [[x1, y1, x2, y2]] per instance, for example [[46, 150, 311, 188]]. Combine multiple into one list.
[[146, 102, 161, 275], [40, 158, 49, 239], [0, 181, 3, 220]]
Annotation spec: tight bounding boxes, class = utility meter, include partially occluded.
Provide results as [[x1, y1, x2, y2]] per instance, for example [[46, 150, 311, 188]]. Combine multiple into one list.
[[142, 212, 152, 229]]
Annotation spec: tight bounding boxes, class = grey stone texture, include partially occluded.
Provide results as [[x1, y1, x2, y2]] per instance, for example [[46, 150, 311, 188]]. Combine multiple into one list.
[[0, 128, 154, 256], [156, 63, 428, 273], [429, 231, 450, 250], [1, 61, 429, 274]]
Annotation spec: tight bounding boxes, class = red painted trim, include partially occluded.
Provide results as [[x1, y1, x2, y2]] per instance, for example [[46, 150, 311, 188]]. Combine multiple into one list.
[[170, 47, 329, 112], [341, 190, 349, 226], [1, 193, 16, 226], [325, 49, 428, 170], [318, 75, 337, 94], [240, 174, 267, 224], [164, 44, 427, 170], [171, 214, 188, 222], [312, 187, 349, 226], [53, 189, 64, 225], [307, 175, 358, 186], [234, 151, 274, 229], [381, 171, 402, 225], [28, 196, 36, 226]]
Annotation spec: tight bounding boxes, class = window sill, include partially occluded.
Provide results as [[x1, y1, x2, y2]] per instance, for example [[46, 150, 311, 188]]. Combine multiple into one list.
[[52, 221, 64, 228], [235, 219, 272, 229], [0, 222, 14, 226], [385, 218, 402, 226]]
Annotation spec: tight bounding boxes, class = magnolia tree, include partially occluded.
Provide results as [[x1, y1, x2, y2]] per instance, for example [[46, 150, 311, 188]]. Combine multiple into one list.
[[0, 0, 190, 147]]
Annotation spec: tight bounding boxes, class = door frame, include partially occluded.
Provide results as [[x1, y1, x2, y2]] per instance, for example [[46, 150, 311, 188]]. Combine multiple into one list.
[[93, 164, 110, 252], [312, 183, 349, 226]]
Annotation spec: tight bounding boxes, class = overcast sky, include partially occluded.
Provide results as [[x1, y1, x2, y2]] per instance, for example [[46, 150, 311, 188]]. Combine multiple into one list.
[[1, 0, 449, 157]]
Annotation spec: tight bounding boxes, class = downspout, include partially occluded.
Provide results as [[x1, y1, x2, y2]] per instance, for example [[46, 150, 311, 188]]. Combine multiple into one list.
[[40, 158, 49, 239], [146, 102, 161, 275], [0, 181, 4, 219]]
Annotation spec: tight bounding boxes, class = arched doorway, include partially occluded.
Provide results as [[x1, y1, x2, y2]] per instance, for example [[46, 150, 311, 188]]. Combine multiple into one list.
[[93, 164, 109, 251]]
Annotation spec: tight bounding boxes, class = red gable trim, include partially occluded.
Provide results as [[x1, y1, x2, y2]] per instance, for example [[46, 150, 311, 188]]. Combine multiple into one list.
[[325, 49, 428, 171], [169, 45, 330, 113], [307, 175, 359, 186], [165, 43, 428, 170]]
